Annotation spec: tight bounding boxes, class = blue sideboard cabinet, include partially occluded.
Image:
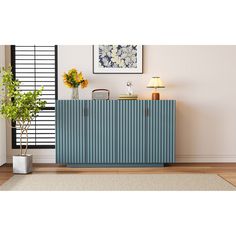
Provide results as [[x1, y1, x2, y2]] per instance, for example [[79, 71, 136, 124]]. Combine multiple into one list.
[[56, 100, 176, 166]]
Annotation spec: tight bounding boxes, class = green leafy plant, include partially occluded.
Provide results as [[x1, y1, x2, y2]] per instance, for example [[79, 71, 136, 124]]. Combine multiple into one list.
[[0, 66, 46, 155]]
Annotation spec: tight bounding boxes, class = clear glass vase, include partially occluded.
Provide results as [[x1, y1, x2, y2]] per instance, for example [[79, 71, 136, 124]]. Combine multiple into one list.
[[72, 87, 79, 100]]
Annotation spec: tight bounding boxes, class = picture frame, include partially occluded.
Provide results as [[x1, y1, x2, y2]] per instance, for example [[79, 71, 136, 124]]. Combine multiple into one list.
[[93, 45, 143, 74]]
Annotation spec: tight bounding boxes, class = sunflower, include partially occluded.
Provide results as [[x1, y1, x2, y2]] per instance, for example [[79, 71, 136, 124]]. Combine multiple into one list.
[[64, 81, 73, 88], [81, 79, 88, 89], [76, 72, 84, 83]]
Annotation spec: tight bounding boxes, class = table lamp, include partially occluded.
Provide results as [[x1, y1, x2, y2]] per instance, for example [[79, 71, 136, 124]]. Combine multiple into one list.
[[146, 76, 165, 100]]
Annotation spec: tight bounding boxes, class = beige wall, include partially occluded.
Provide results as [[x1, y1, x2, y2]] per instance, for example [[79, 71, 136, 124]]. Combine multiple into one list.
[[7, 45, 236, 163]]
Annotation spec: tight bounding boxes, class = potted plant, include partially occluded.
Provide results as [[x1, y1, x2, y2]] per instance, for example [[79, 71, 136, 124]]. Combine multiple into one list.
[[0, 66, 46, 174], [63, 68, 88, 99]]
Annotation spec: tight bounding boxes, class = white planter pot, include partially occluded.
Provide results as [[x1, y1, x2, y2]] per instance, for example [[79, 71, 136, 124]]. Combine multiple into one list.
[[13, 154, 33, 174]]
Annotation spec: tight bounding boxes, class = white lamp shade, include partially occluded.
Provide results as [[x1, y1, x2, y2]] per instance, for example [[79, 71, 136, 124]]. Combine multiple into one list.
[[147, 77, 165, 88]]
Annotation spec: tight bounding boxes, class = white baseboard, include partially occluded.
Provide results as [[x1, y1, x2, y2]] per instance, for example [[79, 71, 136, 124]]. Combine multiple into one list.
[[7, 155, 236, 164], [176, 155, 236, 163], [0, 155, 6, 166], [0, 160, 6, 166]]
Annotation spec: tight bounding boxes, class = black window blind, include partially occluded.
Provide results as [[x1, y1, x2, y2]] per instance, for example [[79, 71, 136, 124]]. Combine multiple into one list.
[[11, 45, 58, 149]]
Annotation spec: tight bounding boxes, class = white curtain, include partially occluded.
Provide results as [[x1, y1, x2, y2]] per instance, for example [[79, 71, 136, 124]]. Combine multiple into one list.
[[0, 45, 6, 166]]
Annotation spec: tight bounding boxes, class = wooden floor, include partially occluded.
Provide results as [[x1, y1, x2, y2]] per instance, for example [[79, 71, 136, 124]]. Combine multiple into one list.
[[1, 163, 236, 187]]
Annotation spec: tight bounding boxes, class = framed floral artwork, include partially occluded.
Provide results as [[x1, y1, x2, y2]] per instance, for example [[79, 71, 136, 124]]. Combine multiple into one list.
[[93, 45, 143, 74]]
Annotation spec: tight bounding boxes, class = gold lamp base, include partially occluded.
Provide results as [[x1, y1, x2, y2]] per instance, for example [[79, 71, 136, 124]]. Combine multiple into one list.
[[152, 92, 160, 100]]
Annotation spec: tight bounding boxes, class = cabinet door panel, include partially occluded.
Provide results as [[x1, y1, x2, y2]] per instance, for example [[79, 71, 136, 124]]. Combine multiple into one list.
[[56, 100, 86, 164], [86, 100, 116, 164], [117, 101, 146, 164], [146, 100, 176, 163]]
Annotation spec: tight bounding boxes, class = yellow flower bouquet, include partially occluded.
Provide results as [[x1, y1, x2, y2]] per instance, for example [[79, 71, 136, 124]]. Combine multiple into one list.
[[63, 68, 88, 88]]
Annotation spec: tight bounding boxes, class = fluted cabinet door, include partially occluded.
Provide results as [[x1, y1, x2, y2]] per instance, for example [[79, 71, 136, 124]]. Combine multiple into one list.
[[146, 100, 176, 163], [86, 100, 116, 164], [117, 101, 146, 164], [56, 100, 86, 164]]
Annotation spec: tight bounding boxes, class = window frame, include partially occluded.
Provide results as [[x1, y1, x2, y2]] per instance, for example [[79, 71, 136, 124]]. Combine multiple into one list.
[[11, 45, 58, 149]]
